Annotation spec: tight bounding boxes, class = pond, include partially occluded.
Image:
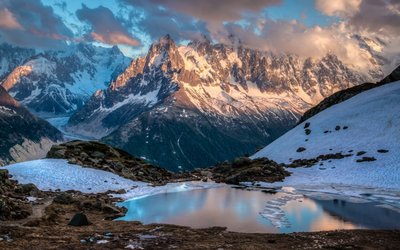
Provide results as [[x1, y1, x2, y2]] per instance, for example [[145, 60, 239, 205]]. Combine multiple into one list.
[[116, 186, 400, 233]]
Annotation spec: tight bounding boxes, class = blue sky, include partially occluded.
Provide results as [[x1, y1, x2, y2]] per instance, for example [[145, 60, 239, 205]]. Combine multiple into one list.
[[265, 0, 338, 27]]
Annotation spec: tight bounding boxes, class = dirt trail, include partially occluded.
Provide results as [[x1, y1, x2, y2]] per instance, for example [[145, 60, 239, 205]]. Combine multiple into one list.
[[1, 198, 53, 228]]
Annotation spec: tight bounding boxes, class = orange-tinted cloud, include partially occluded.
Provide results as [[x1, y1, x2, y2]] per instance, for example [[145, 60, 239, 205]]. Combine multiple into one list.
[[76, 4, 140, 47], [0, 8, 23, 30], [0, 0, 73, 49], [91, 31, 139, 47]]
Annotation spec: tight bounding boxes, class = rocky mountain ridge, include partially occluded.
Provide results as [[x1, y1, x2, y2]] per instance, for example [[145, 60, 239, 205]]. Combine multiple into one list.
[[66, 35, 371, 170], [299, 64, 400, 123], [0, 43, 130, 115]]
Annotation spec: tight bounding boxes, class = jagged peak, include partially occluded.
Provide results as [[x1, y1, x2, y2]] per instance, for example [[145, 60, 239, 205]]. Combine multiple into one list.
[[156, 34, 176, 48]]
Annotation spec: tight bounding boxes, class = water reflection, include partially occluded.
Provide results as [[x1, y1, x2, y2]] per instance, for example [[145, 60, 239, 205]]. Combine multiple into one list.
[[117, 187, 400, 233]]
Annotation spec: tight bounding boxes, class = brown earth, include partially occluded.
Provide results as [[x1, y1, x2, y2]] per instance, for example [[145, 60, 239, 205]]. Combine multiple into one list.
[[1, 165, 399, 249], [0, 191, 399, 250]]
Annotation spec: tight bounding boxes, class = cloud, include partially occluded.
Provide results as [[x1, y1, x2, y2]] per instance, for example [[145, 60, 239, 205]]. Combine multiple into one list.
[[136, 0, 281, 22], [223, 19, 374, 71], [315, 0, 362, 17], [348, 0, 400, 36], [130, 3, 209, 42], [122, 0, 281, 42], [0, 0, 73, 49], [0, 8, 23, 30], [76, 4, 140, 47]]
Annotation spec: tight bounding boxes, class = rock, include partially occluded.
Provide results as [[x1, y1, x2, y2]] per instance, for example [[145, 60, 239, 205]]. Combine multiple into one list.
[[102, 204, 121, 214], [305, 129, 311, 135], [18, 183, 38, 195], [335, 126, 341, 131], [53, 193, 75, 205], [91, 151, 105, 158], [377, 149, 389, 153], [46, 141, 173, 185], [296, 147, 306, 152], [232, 157, 252, 168], [68, 213, 91, 226], [304, 122, 310, 129], [356, 157, 377, 162], [209, 157, 290, 185], [356, 151, 366, 156], [288, 152, 352, 168]]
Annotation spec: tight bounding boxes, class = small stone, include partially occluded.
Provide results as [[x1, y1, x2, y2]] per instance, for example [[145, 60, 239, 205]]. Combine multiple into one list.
[[377, 149, 389, 153], [296, 147, 306, 152], [356, 156, 377, 162]]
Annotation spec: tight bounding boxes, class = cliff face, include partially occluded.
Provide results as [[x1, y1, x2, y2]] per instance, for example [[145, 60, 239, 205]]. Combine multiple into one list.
[[0, 86, 63, 165]]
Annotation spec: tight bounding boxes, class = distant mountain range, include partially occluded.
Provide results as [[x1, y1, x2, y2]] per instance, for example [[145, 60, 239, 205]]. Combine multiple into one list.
[[0, 34, 394, 171], [66, 35, 373, 170], [0, 43, 129, 115]]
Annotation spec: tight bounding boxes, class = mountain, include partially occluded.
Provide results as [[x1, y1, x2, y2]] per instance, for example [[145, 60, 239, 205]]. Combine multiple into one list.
[[0, 43, 130, 115], [0, 43, 36, 81], [299, 65, 400, 123], [0, 86, 63, 166], [67, 35, 368, 171], [252, 66, 400, 188]]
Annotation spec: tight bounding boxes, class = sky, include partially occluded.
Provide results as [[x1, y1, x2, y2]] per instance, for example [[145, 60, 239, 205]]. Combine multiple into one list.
[[0, 0, 399, 72]]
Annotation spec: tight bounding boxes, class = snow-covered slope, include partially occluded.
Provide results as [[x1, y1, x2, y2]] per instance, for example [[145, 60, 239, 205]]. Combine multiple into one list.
[[67, 35, 370, 171], [5, 159, 141, 193], [4, 159, 223, 196], [252, 80, 400, 190], [1, 43, 130, 115]]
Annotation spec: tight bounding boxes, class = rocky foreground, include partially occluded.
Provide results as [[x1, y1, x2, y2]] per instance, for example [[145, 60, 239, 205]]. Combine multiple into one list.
[[0, 169, 399, 249], [0, 143, 398, 249]]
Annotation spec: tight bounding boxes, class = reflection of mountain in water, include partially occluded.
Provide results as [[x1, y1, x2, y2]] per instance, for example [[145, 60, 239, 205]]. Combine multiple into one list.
[[314, 199, 400, 229], [118, 187, 390, 233]]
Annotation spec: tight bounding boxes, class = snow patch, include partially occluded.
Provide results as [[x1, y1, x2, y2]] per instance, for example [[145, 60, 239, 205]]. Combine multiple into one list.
[[4, 159, 144, 193]]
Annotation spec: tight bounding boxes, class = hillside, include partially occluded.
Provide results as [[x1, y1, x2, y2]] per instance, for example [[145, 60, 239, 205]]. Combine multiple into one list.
[[0, 86, 63, 165], [252, 69, 400, 190]]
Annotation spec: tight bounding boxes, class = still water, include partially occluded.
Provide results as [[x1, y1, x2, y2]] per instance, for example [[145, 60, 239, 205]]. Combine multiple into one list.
[[117, 187, 400, 233]]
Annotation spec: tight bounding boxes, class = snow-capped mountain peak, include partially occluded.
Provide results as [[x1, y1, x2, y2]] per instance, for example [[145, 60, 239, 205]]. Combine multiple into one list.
[[0, 43, 130, 115], [67, 36, 374, 170]]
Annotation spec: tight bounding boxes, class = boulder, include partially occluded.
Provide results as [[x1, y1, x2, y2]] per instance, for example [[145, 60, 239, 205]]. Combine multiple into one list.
[[68, 212, 91, 226]]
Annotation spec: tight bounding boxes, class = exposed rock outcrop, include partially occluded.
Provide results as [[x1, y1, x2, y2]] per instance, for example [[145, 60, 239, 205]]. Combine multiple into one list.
[[47, 140, 173, 185], [0, 169, 35, 220], [0, 86, 63, 166], [207, 157, 290, 185], [46, 141, 292, 186]]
